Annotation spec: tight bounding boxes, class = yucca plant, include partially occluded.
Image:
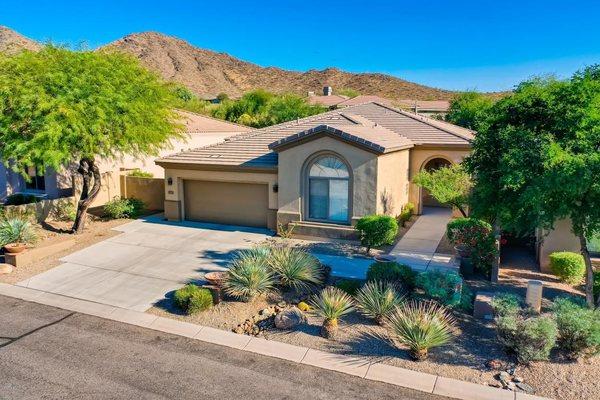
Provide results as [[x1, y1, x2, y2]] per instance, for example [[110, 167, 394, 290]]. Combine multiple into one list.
[[355, 281, 403, 325], [310, 286, 354, 339], [0, 218, 38, 246], [388, 300, 455, 361], [223, 250, 275, 302], [268, 247, 323, 290]]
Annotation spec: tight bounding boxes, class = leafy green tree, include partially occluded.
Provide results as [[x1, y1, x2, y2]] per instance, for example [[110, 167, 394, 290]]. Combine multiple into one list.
[[0, 46, 183, 233], [413, 164, 472, 217], [445, 91, 495, 131], [211, 89, 325, 128], [465, 68, 600, 307]]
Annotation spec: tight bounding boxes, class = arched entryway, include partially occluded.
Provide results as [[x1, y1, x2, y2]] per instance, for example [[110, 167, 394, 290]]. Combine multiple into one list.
[[421, 157, 452, 208]]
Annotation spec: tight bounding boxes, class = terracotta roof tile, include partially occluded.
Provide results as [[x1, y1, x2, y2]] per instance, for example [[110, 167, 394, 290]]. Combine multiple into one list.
[[158, 102, 473, 169]]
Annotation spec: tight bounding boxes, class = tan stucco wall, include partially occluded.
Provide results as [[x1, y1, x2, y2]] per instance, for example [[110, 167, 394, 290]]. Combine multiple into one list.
[[276, 136, 378, 225], [376, 149, 410, 216], [162, 167, 278, 229], [120, 175, 165, 211], [537, 219, 581, 273], [408, 147, 471, 214]]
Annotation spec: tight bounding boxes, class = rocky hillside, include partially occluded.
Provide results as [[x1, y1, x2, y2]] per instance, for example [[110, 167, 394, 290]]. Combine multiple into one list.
[[0, 26, 40, 54], [0, 26, 455, 100], [105, 32, 455, 100]]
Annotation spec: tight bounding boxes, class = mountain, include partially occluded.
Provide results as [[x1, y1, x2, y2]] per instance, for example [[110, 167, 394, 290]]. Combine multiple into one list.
[[105, 32, 455, 100], [0, 27, 455, 100], [0, 26, 40, 54]]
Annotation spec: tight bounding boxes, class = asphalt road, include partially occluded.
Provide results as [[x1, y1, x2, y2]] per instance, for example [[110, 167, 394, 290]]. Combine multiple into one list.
[[0, 295, 449, 400]]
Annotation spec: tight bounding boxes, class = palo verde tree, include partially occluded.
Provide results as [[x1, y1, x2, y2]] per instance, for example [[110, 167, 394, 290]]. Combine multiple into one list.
[[0, 46, 183, 233], [413, 164, 472, 217], [465, 68, 600, 307]]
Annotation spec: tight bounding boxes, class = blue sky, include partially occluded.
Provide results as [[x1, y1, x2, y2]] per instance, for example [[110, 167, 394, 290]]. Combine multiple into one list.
[[3, 0, 600, 92]]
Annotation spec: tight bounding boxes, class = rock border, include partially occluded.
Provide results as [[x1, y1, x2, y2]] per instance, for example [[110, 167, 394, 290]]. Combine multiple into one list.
[[0, 282, 551, 400]]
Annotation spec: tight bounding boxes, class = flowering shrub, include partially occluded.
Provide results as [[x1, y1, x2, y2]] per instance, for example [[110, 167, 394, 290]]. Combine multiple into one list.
[[447, 218, 496, 276]]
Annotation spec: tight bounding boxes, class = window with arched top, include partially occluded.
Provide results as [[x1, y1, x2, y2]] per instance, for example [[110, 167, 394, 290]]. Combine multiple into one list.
[[307, 155, 350, 223]]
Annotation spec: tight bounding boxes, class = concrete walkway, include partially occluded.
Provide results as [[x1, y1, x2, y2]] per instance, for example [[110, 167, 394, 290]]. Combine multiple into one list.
[[390, 207, 458, 272]]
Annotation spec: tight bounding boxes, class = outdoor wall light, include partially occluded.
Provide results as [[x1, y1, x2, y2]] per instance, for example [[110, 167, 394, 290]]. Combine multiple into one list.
[[273, 183, 278, 193], [167, 177, 173, 185]]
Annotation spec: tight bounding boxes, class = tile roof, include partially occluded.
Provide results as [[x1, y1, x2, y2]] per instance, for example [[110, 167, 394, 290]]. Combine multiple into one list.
[[158, 102, 474, 169], [336, 95, 394, 107], [396, 99, 450, 112], [269, 124, 413, 154], [307, 94, 350, 107]]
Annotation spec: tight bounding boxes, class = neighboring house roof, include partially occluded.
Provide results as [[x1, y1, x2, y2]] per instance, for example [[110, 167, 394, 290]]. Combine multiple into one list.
[[336, 95, 393, 108], [177, 109, 252, 134], [307, 94, 349, 107], [158, 102, 474, 170], [396, 99, 450, 113]]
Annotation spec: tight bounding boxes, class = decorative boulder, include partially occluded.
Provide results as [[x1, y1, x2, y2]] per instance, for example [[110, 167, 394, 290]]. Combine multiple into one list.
[[274, 308, 307, 330]]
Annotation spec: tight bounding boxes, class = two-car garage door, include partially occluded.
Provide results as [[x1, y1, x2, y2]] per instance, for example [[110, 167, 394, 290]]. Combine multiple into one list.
[[183, 180, 269, 228]]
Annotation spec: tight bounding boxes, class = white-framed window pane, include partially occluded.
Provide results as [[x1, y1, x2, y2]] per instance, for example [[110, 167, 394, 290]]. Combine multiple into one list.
[[328, 179, 348, 222], [309, 179, 328, 220], [309, 156, 349, 178]]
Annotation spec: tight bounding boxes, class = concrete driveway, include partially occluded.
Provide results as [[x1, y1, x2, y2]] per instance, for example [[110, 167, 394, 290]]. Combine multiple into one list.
[[17, 215, 272, 311]]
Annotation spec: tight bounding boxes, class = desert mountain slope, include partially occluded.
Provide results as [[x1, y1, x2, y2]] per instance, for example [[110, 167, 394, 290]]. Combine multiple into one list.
[[0, 26, 41, 54], [1, 27, 455, 100], [105, 32, 455, 100]]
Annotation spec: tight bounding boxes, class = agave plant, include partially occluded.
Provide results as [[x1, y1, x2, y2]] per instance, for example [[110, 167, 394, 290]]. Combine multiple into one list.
[[355, 281, 403, 325], [268, 247, 323, 290], [223, 249, 275, 302], [0, 218, 38, 246], [388, 300, 455, 361], [310, 286, 354, 339]]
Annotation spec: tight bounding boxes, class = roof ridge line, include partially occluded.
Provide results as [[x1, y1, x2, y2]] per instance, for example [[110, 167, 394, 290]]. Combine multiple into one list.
[[370, 101, 475, 141]]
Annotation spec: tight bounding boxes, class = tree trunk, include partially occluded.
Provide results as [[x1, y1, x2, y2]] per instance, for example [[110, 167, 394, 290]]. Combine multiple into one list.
[[72, 158, 102, 234], [577, 232, 595, 308]]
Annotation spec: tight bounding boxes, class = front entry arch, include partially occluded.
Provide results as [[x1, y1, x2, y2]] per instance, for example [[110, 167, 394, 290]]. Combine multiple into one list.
[[420, 157, 452, 208]]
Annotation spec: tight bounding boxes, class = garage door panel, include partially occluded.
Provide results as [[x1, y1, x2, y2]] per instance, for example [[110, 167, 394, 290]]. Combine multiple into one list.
[[184, 180, 268, 228]]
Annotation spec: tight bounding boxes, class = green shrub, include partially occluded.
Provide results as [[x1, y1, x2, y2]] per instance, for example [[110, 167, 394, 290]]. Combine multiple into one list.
[[4, 193, 38, 206], [416, 271, 463, 307], [553, 297, 600, 358], [355, 215, 398, 253], [491, 293, 523, 317], [223, 249, 275, 301], [355, 281, 403, 324], [496, 314, 558, 364], [0, 218, 38, 246], [52, 201, 76, 222], [127, 169, 154, 178], [310, 286, 354, 338], [396, 203, 415, 227], [267, 247, 323, 290], [335, 279, 362, 296], [388, 300, 455, 360], [549, 252, 585, 284], [103, 197, 145, 219], [594, 271, 600, 299], [174, 284, 213, 314], [366, 262, 417, 290], [446, 217, 496, 276]]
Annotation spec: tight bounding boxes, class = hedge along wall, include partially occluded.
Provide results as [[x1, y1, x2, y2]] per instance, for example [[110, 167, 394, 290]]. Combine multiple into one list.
[[120, 175, 165, 211], [2, 196, 75, 223]]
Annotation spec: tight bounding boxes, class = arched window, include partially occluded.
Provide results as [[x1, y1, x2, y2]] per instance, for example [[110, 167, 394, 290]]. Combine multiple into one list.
[[307, 155, 350, 223]]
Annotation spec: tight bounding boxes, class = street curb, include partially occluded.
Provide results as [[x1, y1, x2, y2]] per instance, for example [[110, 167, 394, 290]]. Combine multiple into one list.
[[0, 283, 552, 400]]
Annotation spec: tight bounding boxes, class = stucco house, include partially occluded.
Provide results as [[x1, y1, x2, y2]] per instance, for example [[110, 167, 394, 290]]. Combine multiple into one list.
[[156, 102, 474, 238], [1, 110, 250, 208]]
